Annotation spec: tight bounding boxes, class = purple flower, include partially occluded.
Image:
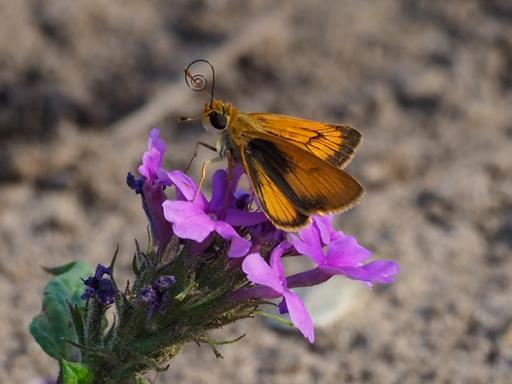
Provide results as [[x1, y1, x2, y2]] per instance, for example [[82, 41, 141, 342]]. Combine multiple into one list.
[[242, 242, 315, 342], [153, 275, 177, 289], [223, 178, 268, 228], [139, 286, 157, 303], [138, 128, 167, 185], [162, 168, 264, 258], [128, 128, 173, 251], [228, 187, 284, 251], [311, 215, 344, 244], [81, 264, 116, 306], [132, 129, 269, 258], [247, 221, 286, 252], [288, 217, 399, 287], [94, 265, 112, 278], [138, 275, 176, 317]]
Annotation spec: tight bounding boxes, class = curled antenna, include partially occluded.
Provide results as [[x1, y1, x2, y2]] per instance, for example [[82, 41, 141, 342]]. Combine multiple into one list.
[[184, 59, 215, 106]]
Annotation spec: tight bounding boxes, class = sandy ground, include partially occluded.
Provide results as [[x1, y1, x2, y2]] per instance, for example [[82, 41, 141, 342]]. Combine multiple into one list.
[[1, 1, 512, 383]]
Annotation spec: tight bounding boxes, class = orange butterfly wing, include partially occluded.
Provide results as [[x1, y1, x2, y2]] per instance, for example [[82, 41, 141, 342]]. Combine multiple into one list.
[[247, 113, 362, 168], [241, 148, 310, 230], [240, 137, 363, 230]]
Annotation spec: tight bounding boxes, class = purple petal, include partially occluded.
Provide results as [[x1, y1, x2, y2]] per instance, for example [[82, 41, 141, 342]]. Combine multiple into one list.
[[291, 225, 325, 265], [286, 267, 332, 288], [321, 260, 400, 284], [312, 215, 344, 244], [162, 200, 214, 242], [230, 164, 245, 187], [278, 298, 288, 314], [225, 209, 268, 227], [231, 285, 281, 301], [214, 220, 251, 257], [209, 166, 246, 215], [242, 253, 284, 294], [282, 289, 315, 343], [325, 235, 372, 267], [155, 168, 171, 186], [149, 128, 167, 155], [138, 150, 160, 183], [229, 236, 251, 258], [94, 264, 112, 278], [209, 169, 229, 215], [269, 241, 292, 280], [143, 182, 173, 251], [165, 170, 207, 206], [138, 128, 166, 183]]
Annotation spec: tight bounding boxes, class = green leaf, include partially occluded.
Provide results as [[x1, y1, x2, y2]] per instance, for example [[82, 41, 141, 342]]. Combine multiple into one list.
[[60, 360, 94, 384], [43, 261, 82, 276], [135, 376, 151, 384], [30, 260, 93, 360]]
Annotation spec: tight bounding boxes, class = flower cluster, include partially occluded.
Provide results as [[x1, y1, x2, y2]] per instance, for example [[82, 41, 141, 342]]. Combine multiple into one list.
[[123, 128, 399, 342], [29, 127, 403, 383], [81, 264, 116, 306], [139, 275, 176, 318]]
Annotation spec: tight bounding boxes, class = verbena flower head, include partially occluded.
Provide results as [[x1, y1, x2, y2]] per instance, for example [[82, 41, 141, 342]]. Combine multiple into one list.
[[30, 128, 401, 383], [126, 129, 399, 343]]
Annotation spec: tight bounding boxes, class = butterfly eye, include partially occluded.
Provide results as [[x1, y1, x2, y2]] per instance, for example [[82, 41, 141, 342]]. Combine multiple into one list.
[[209, 111, 228, 130]]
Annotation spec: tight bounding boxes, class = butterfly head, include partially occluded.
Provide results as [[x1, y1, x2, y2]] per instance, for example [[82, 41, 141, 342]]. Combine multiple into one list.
[[201, 99, 235, 134]]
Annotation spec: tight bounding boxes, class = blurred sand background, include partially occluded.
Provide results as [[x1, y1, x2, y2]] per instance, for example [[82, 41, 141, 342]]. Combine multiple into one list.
[[1, 1, 512, 383]]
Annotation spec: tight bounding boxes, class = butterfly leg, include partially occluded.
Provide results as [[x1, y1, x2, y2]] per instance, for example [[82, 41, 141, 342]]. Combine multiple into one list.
[[184, 141, 217, 173]]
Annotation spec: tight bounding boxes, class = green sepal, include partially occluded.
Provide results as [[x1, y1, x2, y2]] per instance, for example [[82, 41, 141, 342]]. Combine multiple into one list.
[[132, 253, 140, 276], [30, 260, 93, 360], [59, 360, 94, 384]]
